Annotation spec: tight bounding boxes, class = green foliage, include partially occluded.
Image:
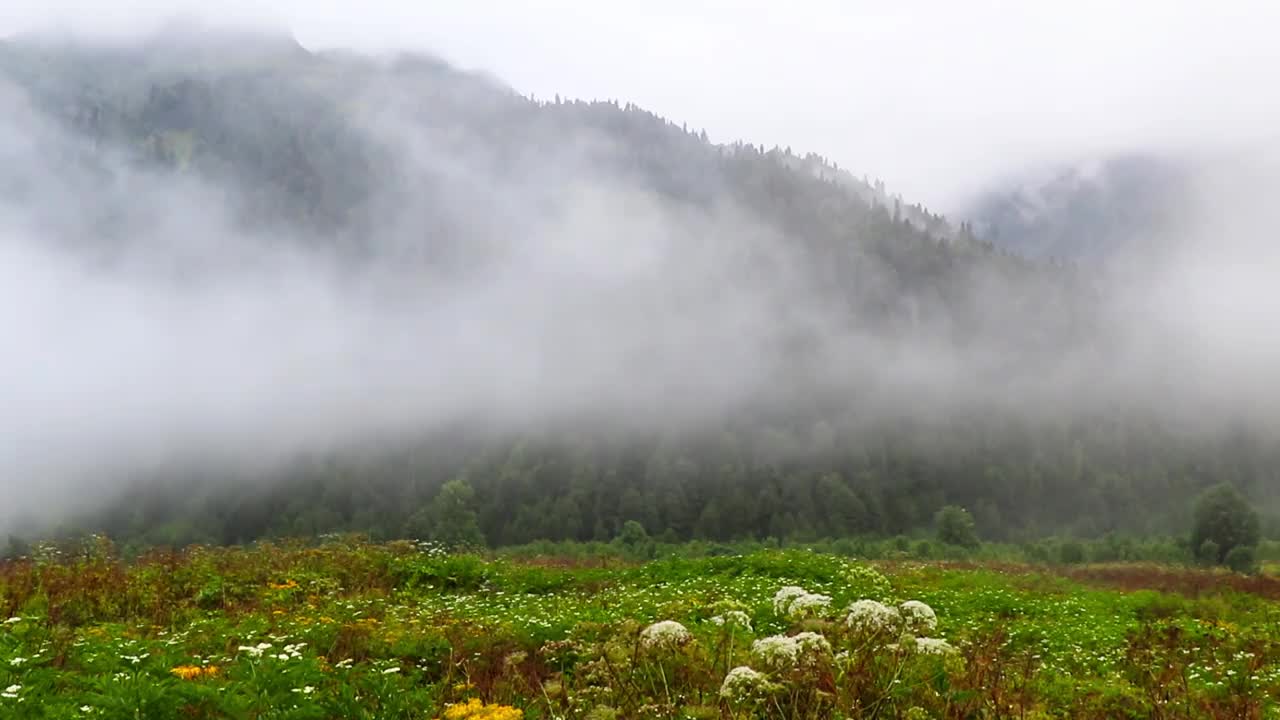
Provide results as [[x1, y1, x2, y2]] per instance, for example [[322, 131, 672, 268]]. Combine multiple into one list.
[[1191, 483, 1260, 566], [1224, 545, 1258, 574], [1058, 540, 1086, 564], [404, 478, 486, 550], [934, 506, 979, 548], [2, 538, 1280, 718]]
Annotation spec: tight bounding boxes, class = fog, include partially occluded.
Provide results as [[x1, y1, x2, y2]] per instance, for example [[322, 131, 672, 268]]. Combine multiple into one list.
[[5, 2, 1280, 207], [1, 5, 1279, 531]]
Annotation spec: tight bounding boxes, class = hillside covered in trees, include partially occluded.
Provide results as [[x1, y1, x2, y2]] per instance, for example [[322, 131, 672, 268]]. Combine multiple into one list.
[[2, 26, 1277, 552]]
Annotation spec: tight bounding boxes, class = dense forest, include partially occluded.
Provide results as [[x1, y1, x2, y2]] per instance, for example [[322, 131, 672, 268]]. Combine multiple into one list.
[[2, 27, 1277, 553]]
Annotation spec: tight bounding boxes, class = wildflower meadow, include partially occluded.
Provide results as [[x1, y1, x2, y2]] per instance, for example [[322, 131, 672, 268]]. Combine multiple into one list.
[[1, 536, 1279, 718]]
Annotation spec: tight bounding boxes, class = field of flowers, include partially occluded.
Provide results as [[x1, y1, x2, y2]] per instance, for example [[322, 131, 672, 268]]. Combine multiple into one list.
[[2, 536, 1279, 719]]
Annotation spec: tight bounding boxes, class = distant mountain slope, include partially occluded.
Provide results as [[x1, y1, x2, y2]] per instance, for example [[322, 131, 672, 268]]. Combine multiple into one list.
[[7, 28, 1275, 551], [966, 155, 1194, 261], [0, 27, 1062, 346]]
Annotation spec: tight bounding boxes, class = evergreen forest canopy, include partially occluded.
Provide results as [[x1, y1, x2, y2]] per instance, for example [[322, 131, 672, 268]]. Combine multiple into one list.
[[2, 25, 1279, 552]]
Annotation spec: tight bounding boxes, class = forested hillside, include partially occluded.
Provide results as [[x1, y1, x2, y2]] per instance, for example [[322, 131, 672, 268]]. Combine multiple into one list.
[[2, 28, 1276, 551]]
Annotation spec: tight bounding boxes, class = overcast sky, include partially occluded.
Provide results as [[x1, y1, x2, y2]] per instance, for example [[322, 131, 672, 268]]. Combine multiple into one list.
[[3, 1, 1279, 210]]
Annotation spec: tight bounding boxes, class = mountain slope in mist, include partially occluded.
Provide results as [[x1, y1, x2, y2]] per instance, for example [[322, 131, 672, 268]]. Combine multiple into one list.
[[967, 154, 1194, 262], [2, 28, 1277, 549]]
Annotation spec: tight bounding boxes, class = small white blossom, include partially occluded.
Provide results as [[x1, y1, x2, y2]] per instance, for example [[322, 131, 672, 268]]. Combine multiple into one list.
[[2, 684, 19, 698], [900, 601, 938, 633], [292, 686, 316, 694], [238, 643, 273, 658], [846, 599, 901, 633], [719, 665, 772, 701], [640, 620, 692, 650], [914, 637, 956, 655], [787, 592, 831, 619], [751, 632, 831, 670], [773, 585, 832, 620], [772, 586, 809, 615], [381, 666, 401, 674], [9, 657, 25, 667], [711, 610, 752, 631]]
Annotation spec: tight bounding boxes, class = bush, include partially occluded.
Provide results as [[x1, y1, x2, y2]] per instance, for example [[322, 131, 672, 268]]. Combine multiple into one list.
[[1191, 483, 1259, 566], [935, 506, 980, 549], [1224, 545, 1258, 574], [1197, 540, 1221, 567], [1058, 540, 1086, 565]]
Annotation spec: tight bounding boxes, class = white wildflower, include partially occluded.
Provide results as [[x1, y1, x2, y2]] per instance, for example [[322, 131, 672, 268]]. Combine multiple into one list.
[[771, 586, 809, 616], [914, 638, 956, 655], [2, 684, 19, 698], [291, 686, 316, 694], [787, 592, 831, 619], [719, 665, 772, 701], [773, 585, 832, 620], [711, 610, 752, 631], [751, 632, 831, 670], [238, 642, 272, 658], [846, 564, 893, 598], [900, 601, 938, 634], [9, 657, 25, 667], [640, 620, 692, 650], [846, 599, 900, 633], [381, 666, 401, 674]]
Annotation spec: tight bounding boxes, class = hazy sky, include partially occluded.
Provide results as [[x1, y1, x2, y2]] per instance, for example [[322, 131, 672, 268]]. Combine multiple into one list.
[[3, 1, 1279, 208]]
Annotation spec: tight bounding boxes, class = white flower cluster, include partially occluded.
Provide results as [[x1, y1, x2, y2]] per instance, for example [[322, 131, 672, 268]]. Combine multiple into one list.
[[772, 586, 831, 620], [711, 610, 752, 631], [846, 564, 894, 599], [639, 620, 692, 650], [845, 599, 900, 633], [271, 642, 307, 661], [913, 637, 956, 655], [900, 601, 938, 633], [2, 684, 19, 699], [237, 642, 274, 658], [719, 665, 773, 701], [751, 632, 831, 671]]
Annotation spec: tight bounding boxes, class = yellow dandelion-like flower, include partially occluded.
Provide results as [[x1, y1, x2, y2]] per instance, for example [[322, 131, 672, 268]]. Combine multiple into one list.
[[170, 665, 203, 681], [440, 698, 523, 720]]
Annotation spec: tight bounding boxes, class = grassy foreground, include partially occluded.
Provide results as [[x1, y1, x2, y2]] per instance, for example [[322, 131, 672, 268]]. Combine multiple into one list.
[[1, 537, 1279, 719]]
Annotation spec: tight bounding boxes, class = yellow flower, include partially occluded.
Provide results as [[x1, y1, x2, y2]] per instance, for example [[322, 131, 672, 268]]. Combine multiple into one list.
[[440, 698, 523, 720], [269, 579, 300, 590], [170, 665, 203, 681]]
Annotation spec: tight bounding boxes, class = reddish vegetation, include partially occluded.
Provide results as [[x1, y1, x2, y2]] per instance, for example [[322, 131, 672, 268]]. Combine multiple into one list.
[[1061, 563, 1280, 601]]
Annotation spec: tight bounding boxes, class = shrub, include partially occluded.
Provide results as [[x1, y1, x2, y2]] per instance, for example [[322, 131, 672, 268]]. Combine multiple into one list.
[[1190, 483, 1259, 566], [935, 506, 980, 549], [1224, 545, 1258, 574]]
